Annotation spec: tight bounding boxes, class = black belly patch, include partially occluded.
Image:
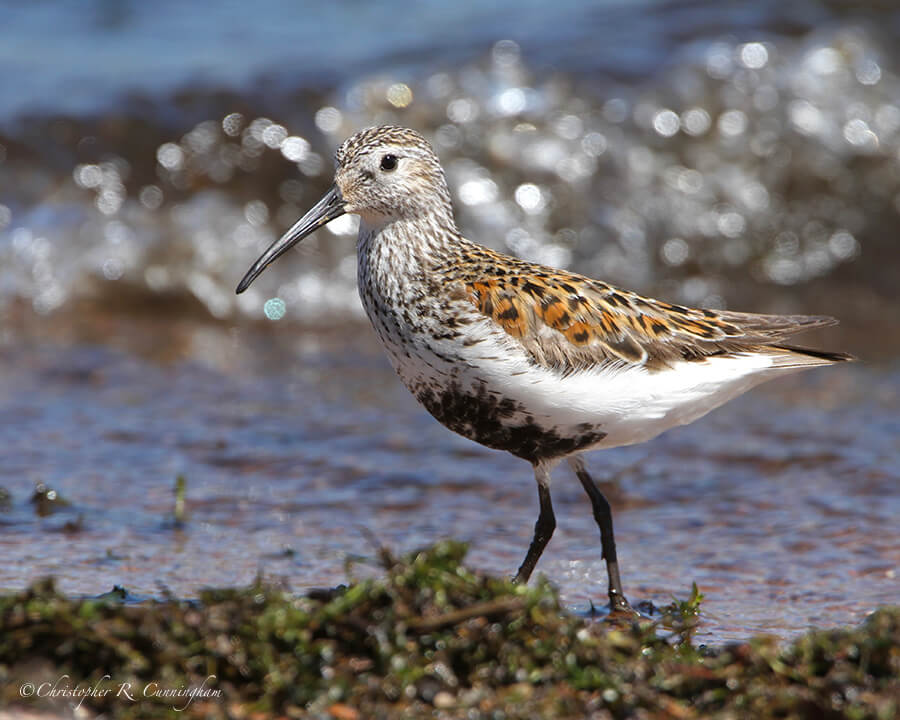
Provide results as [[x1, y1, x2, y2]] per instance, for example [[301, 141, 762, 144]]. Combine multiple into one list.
[[414, 381, 607, 463]]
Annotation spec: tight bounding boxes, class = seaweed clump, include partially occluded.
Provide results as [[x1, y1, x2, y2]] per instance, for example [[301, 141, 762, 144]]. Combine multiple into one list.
[[0, 541, 897, 719]]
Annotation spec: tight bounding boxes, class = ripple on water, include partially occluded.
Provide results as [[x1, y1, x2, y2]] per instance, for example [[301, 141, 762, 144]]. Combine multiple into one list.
[[0, 322, 896, 644], [0, 25, 898, 363]]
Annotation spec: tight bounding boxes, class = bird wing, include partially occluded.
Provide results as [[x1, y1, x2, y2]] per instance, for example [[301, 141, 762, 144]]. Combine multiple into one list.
[[452, 250, 848, 372]]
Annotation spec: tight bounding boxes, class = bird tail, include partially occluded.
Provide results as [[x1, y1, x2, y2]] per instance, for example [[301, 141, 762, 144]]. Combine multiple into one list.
[[767, 344, 856, 369]]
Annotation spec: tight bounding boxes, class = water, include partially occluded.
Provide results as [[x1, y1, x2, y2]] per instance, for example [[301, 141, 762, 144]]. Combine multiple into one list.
[[0, 0, 898, 644], [2, 0, 875, 120], [1, 315, 896, 644]]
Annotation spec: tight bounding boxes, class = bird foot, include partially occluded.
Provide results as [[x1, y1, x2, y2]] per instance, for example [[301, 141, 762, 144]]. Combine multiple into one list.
[[607, 590, 635, 616]]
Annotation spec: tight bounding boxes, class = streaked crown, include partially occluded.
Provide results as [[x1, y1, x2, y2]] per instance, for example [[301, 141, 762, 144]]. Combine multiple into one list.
[[333, 125, 455, 227]]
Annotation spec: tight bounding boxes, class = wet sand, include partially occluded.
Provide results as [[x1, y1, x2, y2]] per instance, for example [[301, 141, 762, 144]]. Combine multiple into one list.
[[1, 313, 895, 645]]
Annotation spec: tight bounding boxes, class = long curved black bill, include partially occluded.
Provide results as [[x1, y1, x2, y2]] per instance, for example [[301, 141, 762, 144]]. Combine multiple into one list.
[[235, 184, 345, 294]]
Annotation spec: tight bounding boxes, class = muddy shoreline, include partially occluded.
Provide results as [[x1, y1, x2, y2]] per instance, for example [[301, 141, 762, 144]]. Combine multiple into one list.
[[1, 542, 897, 719]]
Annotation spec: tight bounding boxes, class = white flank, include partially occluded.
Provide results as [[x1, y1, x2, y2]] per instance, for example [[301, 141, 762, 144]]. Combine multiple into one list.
[[433, 323, 814, 450]]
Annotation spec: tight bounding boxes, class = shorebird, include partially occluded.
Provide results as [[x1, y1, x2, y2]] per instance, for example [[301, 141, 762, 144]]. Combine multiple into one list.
[[236, 125, 852, 611]]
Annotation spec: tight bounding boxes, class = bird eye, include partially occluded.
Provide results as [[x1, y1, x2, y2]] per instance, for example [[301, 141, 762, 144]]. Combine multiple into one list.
[[380, 154, 398, 171]]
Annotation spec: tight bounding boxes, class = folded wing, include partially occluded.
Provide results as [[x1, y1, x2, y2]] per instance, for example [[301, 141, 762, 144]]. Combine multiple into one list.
[[455, 250, 852, 373]]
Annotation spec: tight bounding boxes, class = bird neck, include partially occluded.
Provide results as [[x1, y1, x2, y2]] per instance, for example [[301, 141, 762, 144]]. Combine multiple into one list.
[[358, 212, 464, 270]]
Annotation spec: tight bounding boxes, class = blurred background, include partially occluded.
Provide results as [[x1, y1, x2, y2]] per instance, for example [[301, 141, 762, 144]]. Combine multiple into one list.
[[0, 0, 897, 643]]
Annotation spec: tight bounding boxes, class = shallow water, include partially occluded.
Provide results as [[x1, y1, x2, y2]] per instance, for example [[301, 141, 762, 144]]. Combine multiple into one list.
[[0, 314, 896, 645], [1, 1, 899, 645]]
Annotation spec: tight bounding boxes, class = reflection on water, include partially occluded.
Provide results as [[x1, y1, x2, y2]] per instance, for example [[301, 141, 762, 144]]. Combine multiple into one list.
[[0, 317, 896, 644], [1, 22, 900, 360]]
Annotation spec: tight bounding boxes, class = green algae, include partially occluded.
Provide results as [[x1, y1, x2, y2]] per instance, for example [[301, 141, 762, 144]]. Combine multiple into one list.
[[0, 541, 896, 719], [0, 486, 11, 511], [29, 482, 71, 517], [172, 474, 187, 527]]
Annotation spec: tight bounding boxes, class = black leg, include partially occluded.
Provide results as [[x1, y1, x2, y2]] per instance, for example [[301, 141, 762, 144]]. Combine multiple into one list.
[[569, 457, 631, 611], [513, 464, 556, 584]]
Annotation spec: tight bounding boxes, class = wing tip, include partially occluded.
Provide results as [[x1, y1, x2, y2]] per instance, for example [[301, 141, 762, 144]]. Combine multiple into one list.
[[793, 314, 842, 332], [715, 310, 841, 334]]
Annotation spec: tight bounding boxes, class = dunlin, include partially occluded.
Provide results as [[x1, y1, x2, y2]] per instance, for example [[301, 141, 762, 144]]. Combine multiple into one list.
[[237, 125, 852, 610]]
